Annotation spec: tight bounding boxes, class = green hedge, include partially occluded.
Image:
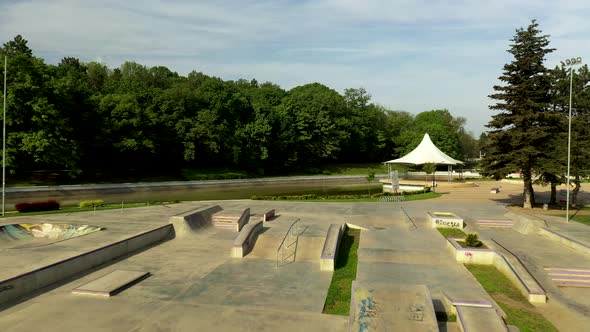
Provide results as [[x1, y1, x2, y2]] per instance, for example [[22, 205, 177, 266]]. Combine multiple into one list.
[[251, 188, 430, 201], [80, 199, 105, 208]]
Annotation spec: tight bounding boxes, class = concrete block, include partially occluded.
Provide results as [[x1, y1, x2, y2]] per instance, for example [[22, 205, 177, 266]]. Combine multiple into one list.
[[447, 239, 495, 264], [320, 224, 344, 271], [72, 270, 150, 297], [127, 225, 171, 253], [505, 211, 547, 234], [169, 205, 220, 237], [237, 208, 251, 232], [539, 227, 590, 256], [456, 306, 508, 332], [231, 220, 263, 258], [263, 209, 275, 222], [492, 254, 546, 304], [428, 212, 464, 229]]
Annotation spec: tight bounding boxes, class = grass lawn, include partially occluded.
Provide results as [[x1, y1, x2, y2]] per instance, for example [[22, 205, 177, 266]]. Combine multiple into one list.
[[562, 214, 590, 226], [436, 228, 467, 238], [0, 201, 179, 218], [270, 192, 442, 203], [323, 228, 361, 315], [465, 265, 558, 332]]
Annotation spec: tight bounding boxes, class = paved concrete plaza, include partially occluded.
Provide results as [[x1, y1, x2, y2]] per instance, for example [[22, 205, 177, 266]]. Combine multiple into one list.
[[0, 180, 589, 331]]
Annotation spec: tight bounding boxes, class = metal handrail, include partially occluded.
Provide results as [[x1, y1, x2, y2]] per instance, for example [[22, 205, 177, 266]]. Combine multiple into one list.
[[276, 218, 300, 267]]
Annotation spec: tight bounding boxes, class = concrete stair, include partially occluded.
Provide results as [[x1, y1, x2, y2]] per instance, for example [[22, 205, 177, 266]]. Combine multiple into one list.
[[476, 219, 514, 229], [212, 214, 239, 228], [545, 267, 590, 287]]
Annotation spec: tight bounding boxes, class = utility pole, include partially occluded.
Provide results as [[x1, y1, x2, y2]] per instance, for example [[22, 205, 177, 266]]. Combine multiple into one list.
[[561, 56, 583, 223], [2, 55, 6, 217]]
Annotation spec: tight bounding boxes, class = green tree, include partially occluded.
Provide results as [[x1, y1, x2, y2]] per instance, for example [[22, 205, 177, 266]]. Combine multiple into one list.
[[482, 20, 556, 208], [366, 169, 376, 195], [339, 88, 393, 162], [396, 109, 465, 160], [2, 36, 82, 175], [275, 83, 349, 167], [422, 162, 436, 191]]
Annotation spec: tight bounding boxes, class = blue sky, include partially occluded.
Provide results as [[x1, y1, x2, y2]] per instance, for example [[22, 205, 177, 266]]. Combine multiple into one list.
[[1, 0, 589, 136]]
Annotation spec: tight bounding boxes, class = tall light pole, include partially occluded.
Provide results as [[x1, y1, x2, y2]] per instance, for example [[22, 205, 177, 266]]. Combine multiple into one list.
[[2, 55, 6, 217], [561, 57, 583, 223]]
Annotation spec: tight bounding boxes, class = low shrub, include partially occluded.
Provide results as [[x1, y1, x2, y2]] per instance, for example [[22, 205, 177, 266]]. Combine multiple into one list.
[[465, 233, 483, 248], [80, 199, 105, 208], [15, 200, 60, 213]]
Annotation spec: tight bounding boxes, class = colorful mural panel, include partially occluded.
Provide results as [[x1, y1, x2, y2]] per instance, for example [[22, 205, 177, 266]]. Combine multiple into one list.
[[0, 223, 102, 247]]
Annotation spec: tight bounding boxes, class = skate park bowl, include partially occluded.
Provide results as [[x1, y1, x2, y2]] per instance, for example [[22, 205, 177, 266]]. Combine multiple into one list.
[[0, 223, 103, 249]]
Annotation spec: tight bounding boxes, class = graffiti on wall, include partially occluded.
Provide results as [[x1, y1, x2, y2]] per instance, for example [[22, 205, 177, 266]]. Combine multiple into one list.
[[0, 223, 102, 245]]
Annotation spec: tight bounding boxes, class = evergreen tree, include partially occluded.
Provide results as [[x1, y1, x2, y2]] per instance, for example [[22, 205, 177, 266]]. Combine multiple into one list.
[[482, 20, 556, 208]]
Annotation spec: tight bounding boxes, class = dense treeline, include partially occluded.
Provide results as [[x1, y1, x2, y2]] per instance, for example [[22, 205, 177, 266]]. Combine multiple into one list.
[[0, 35, 478, 179], [481, 20, 590, 207]]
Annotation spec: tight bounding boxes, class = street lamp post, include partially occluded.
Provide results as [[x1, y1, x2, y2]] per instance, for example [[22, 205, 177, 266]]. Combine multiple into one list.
[[561, 57, 583, 223], [2, 55, 6, 217]]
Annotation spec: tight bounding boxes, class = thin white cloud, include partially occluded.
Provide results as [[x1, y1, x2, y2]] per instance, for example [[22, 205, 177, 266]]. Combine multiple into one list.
[[1, 0, 589, 135]]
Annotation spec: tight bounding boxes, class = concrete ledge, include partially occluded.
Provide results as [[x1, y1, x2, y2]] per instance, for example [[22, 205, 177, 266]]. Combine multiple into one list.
[[456, 306, 509, 332], [72, 270, 150, 297], [345, 223, 368, 230], [263, 209, 276, 222], [0, 224, 172, 306], [442, 293, 493, 317], [237, 208, 251, 232], [320, 224, 345, 271], [231, 220, 263, 258], [450, 238, 547, 304], [428, 212, 464, 229], [505, 211, 547, 234], [492, 253, 546, 304], [447, 239, 495, 265], [169, 205, 221, 237], [489, 239, 547, 304], [441, 292, 506, 320], [539, 227, 590, 256]]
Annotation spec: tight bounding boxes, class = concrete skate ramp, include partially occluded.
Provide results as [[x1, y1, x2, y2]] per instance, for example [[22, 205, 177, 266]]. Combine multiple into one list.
[[169, 205, 222, 237], [0, 223, 102, 249], [349, 281, 438, 332]]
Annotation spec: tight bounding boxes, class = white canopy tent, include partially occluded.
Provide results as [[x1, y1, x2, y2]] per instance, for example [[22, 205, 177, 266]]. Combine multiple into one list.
[[384, 133, 464, 185]]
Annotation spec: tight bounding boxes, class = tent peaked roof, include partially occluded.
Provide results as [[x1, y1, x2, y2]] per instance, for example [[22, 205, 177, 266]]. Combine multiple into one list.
[[384, 133, 463, 165]]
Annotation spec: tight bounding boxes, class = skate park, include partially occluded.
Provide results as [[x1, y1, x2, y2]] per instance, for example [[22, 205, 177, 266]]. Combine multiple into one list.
[[0, 180, 589, 332]]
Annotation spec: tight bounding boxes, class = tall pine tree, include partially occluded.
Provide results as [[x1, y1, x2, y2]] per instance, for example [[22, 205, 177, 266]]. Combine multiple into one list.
[[482, 20, 556, 208]]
